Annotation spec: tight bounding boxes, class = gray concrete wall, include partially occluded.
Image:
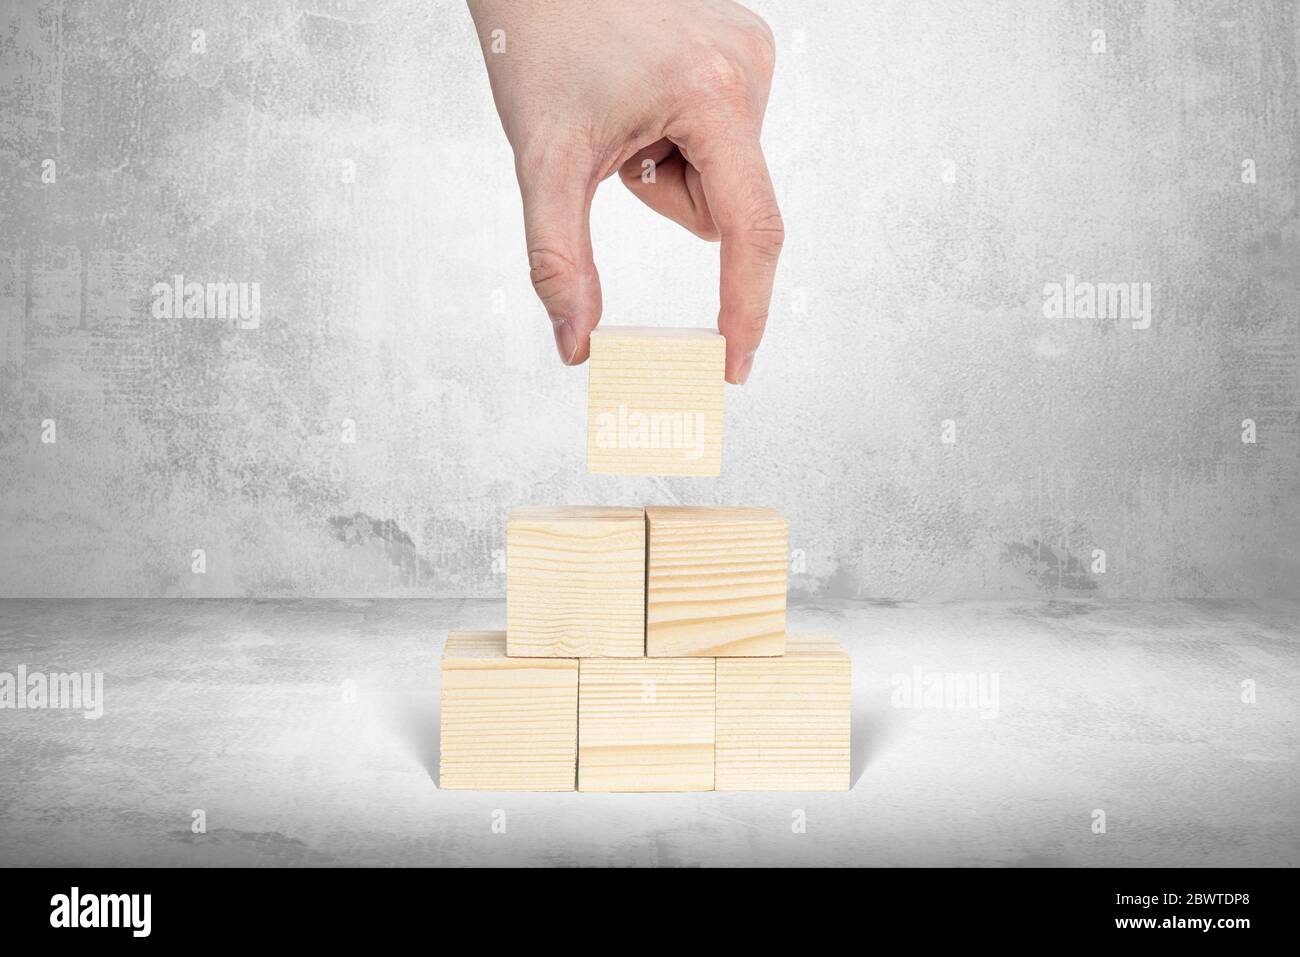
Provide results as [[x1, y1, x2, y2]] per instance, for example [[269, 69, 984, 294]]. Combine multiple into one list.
[[1, 0, 1297, 599]]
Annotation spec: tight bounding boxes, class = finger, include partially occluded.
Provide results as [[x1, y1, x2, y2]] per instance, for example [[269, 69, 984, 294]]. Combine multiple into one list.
[[517, 156, 602, 365], [686, 133, 783, 384], [618, 139, 718, 240]]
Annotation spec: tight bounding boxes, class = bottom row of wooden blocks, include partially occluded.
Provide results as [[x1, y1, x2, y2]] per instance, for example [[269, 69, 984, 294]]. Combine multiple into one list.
[[439, 631, 851, 791]]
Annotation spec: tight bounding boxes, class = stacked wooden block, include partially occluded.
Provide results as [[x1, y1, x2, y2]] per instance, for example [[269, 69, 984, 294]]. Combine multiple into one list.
[[439, 328, 851, 792]]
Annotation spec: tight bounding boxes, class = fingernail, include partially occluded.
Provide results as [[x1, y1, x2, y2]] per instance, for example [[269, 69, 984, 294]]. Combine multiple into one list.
[[552, 318, 578, 364], [735, 351, 756, 385]]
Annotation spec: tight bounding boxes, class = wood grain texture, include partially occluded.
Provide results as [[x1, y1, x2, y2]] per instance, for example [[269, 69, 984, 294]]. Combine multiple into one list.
[[645, 506, 787, 657], [715, 634, 850, 791], [439, 631, 578, 791], [507, 506, 645, 657], [578, 657, 715, 792], [587, 326, 725, 476]]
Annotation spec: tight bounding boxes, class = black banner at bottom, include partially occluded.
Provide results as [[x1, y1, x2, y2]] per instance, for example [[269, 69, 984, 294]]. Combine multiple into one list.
[[0, 866, 1286, 944]]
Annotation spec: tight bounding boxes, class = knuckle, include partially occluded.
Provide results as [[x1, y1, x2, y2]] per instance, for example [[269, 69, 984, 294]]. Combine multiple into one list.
[[744, 23, 777, 75], [743, 208, 785, 259], [682, 47, 751, 101], [527, 247, 577, 305], [516, 144, 573, 182], [513, 128, 593, 181]]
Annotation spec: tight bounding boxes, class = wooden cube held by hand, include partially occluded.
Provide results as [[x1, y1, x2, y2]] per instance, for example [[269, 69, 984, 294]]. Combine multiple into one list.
[[587, 326, 725, 476]]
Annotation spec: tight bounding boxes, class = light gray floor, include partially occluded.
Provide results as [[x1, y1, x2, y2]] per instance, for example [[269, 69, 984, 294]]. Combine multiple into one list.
[[0, 598, 1296, 867]]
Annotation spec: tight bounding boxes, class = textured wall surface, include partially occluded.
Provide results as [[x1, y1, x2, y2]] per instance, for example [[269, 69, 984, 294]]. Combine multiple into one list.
[[1, 0, 1297, 599]]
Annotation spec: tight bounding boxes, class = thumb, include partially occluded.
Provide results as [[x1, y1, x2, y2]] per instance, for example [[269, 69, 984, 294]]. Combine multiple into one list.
[[674, 128, 783, 384], [517, 159, 602, 365]]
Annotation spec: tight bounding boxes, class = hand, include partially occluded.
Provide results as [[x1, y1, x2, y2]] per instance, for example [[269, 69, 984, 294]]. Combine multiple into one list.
[[467, 0, 783, 384]]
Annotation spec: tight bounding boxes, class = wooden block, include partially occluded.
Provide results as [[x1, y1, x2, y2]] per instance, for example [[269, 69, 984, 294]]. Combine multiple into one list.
[[587, 326, 725, 476], [578, 658, 715, 791], [645, 506, 787, 657], [716, 634, 851, 791], [506, 506, 645, 658], [439, 631, 577, 790]]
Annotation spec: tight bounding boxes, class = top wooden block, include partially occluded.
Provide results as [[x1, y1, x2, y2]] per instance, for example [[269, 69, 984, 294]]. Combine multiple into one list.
[[587, 326, 725, 476]]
